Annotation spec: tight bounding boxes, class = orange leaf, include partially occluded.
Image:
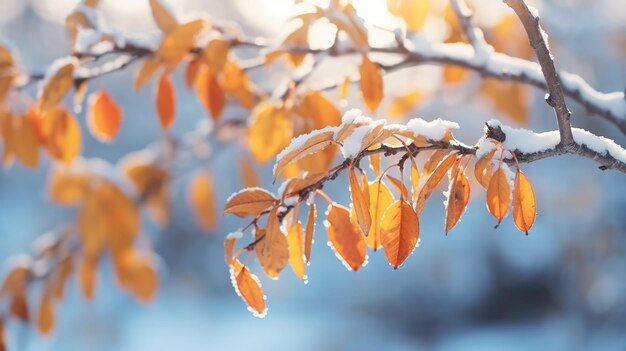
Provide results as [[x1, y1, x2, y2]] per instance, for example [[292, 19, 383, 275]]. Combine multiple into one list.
[[87, 90, 122, 142], [367, 179, 395, 251], [10, 289, 29, 321], [156, 19, 208, 70], [224, 231, 242, 266], [37, 290, 54, 335], [388, 90, 422, 119], [188, 170, 217, 231], [349, 167, 371, 235], [156, 74, 175, 130], [79, 256, 98, 300], [512, 170, 536, 234], [474, 149, 496, 188], [247, 102, 293, 163], [255, 206, 289, 279], [231, 263, 267, 317], [423, 149, 451, 175], [325, 204, 367, 271], [287, 222, 307, 281], [410, 160, 420, 202], [274, 130, 335, 180], [294, 91, 342, 130], [12, 115, 40, 168], [387, 0, 430, 32], [184, 57, 202, 88], [445, 167, 470, 233], [380, 200, 419, 269], [416, 154, 457, 215], [386, 175, 409, 200], [486, 166, 511, 226], [224, 188, 277, 217], [339, 75, 350, 100], [304, 204, 316, 264], [369, 152, 381, 176], [359, 56, 383, 112], [204, 39, 230, 72], [196, 67, 225, 120], [240, 156, 259, 188], [41, 107, 81, 165], [48, 165, 89, 205]]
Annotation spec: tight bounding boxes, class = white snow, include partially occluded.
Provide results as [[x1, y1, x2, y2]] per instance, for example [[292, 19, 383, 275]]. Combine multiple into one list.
[[226, 231, 243, 240], [486, 119, 626, 164], [341, 125, 372, 158], [406, 117, 459, 141], [341, 108, 373, 125], [560, 72, 626, 120]]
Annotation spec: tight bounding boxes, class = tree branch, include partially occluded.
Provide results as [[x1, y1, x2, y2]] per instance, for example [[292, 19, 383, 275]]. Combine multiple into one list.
[[504, 0, 574, 147]]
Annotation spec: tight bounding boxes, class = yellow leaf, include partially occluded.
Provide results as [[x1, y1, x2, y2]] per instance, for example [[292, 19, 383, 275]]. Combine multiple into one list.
[[48, 165, 89, 205], [156, 74, 176, 130], [224, 188, 277, 217], [304, 204, 316, 264], [135, 56, 161, 91], [359, 56, 383, 112], [486, 166, 511, 226], [87, 90, 122, 142], [369, 152, 381, 176], [287, 222, 306, 281], [410, 160, 420, 202], [388, 90, 422, 119], [386, 175, 409, 200], [443, 66, 468, 84], [184, 57, 202, 88], [423, 149, 451, 175], [445, 167, 470, 233], [204, 39, 230, 72], [349, 167, 371, 235], [339, 75, 350, 100], [294, 91, 342, 130], [156, 19, 208, 70], [149, 0, 178, 34], [474, 149, 496, 188], [240, 156, 259, 188], [380, 199, 419, 269], [387, 0, 430, 32], [38, 60, 76, 110], [188, 170, 218, 231], [247, 102, 293, 163], [416, 154, 457, 215], [121, 160, 170, 226], [367, 179, 394, 251], [325, 204, 367, 271], [255, 206, 289, 279], [231, 263, 267, 317], [481, 79, 530, 124], [12, 116, 40, 168], [41, 107, 81, 165], [512, 170, 536, 234]]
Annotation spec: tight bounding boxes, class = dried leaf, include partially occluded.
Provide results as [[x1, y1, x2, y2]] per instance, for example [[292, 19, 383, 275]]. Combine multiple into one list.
[[188, 170, 217, 231], [445, 167, 470, 233], [416, 154, 457, 215], [304, 204, 316, 264], [224, 188, 277, 217], [156, 74, 175, 130], [486, 166, 511, 226], [231, 263, 267, 317], [256, 207, 289, 279], [359, 56, 383, 112], [87, 90, 122, 142], [325, 204, 367, 271], [512, 170, 536, 234], [274, 130, 335, 180], [349, 167, 371, 235]]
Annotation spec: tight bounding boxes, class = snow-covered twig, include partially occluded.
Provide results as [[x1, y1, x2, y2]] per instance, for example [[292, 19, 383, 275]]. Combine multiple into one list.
[[449, 0, 490, 57], [504, 0, 574, 147]]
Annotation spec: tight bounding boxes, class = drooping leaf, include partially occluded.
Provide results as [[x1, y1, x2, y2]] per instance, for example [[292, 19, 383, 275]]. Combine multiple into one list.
[[224, 188, 278, 217], [195, 67, 225, 120], [512, 170, 536, 234], [369, 152, 381, 176], [37, 290, 54, 335], [87, 90, 122, 142], [486, 166, 511, 226], [304, 204, 316, 264], [445, 167, 470, 233], [380, 200, 419, 269], [135, 56, 161, 91], [149, 0, 178, 33], [423, 149, 451, 175], [416, 154, 457, 215], [156, 19, 208, 69], [349, 167, 371, 235], [325, 204, 367, 271], [38, 60, 76, 110], [474, 148, 496, 188], [12, 116, 40, 168], [48, 165, 89, 205], [240, 156, 259, 188], [41, 107, 81, 165], [287, 222, 307, 280], [359, 56, 383, 112], [255, 207, 289, 279], [367, 179, 395, 251], [224, 232, 242, 266], [386, 175, 409, 200], [339, 75, 350, 100], [230, 262, 267, 317], [204, 39, 230, 72], [184, 57, 202, 88], [410, 160, 420, 203], [188, 170, 218, 231], [79, 256, 97, 300], [156, 74, 175, 130]]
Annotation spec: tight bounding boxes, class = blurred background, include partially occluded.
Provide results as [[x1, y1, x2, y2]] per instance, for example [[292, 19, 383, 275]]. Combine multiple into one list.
[[1, 0, 626, 350]]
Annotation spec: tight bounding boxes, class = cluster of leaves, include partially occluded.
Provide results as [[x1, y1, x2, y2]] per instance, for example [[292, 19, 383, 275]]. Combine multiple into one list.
[[223, 110, 536, 316]]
